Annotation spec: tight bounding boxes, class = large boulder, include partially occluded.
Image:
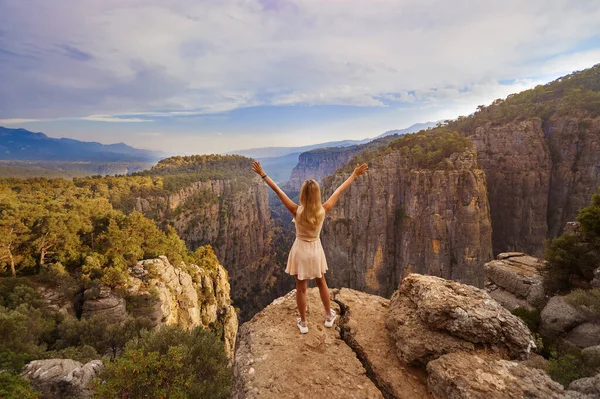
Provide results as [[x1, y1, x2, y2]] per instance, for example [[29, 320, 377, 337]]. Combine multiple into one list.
[[569, 373, 600, 397], [484, 252, 546, 310], [232, 288, 385, 399], [564, 323, 600, 349], [386, 274, 534, 365], [21, 359, 103, 399], [540, 296, 587, 338], [426, 352, 582, 399]]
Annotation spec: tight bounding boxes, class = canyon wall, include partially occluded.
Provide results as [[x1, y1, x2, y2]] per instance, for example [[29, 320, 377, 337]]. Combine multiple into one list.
[[132, 176, 288, 320], [287, 148, 361, 189], [321, 150, 493, 296], [468, 116, 600, 256]]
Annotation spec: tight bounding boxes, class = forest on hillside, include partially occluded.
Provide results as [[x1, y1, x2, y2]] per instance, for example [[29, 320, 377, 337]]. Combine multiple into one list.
[[0, 156, 254, 397]]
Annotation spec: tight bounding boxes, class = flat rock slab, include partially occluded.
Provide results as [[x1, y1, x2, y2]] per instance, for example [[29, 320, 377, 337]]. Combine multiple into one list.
[[232, 288, 383, 399], [334, 288, 432, 399]]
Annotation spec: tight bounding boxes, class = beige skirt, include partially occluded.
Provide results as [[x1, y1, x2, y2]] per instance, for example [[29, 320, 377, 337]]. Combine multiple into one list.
[[285, 238, 329, 280]]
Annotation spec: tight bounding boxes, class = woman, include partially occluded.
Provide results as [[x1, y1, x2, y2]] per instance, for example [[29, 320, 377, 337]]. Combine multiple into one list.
[[252, 160, 368, 333]]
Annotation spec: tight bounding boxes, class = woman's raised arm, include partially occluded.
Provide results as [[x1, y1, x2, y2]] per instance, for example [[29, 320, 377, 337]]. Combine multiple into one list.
[[253, 161, 298, 216], [323, 163, 368, 213]]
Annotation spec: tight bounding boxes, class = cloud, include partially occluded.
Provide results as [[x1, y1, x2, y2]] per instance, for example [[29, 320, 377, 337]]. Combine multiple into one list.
[[0, 118, 42, 125], [80, 115, 152, 123], [0, 0, 599, 122]]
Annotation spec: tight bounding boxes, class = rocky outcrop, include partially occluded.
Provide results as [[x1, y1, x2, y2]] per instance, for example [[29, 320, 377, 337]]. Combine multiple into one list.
[[484, 252, 546, 311], [467, 116, 600, 256], [427, 352, 582, 399], [81, 285, 127, 322], [321, 149, 492, 296], [233, 275, 567, 399], [126, 256, 238, 358], [385, 274, 534, 365], [232, 288, 389, 399], [22, 359, 103, 399]]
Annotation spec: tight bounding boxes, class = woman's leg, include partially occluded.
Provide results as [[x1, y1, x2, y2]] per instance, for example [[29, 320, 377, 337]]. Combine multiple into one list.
[[295, 277, 308, 322], [314, 275, 331, 316]]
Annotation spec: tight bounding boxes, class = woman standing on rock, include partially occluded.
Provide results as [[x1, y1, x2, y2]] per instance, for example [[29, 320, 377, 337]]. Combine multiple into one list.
[[252, 160, 368, 333]]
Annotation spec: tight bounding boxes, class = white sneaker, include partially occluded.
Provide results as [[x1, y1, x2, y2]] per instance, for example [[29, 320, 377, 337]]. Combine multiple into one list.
[[324, 309, 337, 328], [297, 318, 308, 334]]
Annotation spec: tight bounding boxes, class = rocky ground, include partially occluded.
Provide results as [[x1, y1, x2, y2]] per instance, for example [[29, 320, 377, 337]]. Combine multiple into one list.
[[232, 274, 594, 398]]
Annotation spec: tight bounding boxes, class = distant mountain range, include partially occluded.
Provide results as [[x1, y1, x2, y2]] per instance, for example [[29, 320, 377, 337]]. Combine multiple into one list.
[[0, 127, 164, 162], [228, 122, 438, 159]]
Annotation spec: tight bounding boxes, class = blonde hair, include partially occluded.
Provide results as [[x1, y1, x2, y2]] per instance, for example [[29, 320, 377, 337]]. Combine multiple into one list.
[[298, 179, 325, 225]]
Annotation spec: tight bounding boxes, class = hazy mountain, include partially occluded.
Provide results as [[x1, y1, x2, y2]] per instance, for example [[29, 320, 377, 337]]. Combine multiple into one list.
[[0, 127, 164, 162], [374, 121, 437, 138], [229, 122, 437, 159]]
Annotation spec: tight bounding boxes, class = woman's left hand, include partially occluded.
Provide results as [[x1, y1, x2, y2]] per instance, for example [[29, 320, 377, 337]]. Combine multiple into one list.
[[252, 161, 265, 176]]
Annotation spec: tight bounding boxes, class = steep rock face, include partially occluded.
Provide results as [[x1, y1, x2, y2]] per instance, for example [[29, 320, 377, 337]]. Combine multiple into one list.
[[126, 256, 238, 358], [467, 116, 600, 256], [133, 176, 279, 319], [321, 150, 492, 295], [546, 116, 600, 239], [134, 177, 271, 275], [287, 148, 361, 188], [484, 252, 546, 311], [468, 119, 551, 256]]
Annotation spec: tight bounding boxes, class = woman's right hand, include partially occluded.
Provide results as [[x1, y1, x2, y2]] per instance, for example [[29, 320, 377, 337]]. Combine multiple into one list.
[[352, 163, 368, 177]]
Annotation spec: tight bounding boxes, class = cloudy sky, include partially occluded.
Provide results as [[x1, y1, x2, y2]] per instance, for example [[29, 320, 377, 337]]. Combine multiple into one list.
[[1, 0, 599, 154]]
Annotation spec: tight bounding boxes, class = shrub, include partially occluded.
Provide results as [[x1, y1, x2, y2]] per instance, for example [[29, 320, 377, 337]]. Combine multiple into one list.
[[544, 187, 600, 294], [93, 326, 231, 399], [0, 372, 41, 399], [564, 288, 600, 320], [547, 352, 588, 387], [0, 305, 55, 372], [54, 314, 152, 359], [511, 307, 541, 332]]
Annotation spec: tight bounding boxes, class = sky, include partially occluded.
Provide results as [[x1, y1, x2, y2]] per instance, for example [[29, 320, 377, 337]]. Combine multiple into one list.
[[1, 0, 599, 155]]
